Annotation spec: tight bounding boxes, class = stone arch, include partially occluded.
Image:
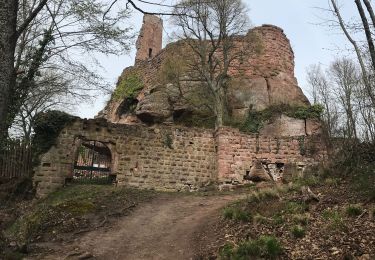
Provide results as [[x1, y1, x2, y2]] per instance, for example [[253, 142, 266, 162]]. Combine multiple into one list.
[[68, 136, 119, 183]]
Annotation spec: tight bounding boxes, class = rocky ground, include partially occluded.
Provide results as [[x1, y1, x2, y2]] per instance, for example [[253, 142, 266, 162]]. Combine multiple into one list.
[[0, 172, 374, 260]]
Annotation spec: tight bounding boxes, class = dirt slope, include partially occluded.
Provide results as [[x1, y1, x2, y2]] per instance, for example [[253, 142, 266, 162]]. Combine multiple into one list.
[[26, 193, 241, 260]]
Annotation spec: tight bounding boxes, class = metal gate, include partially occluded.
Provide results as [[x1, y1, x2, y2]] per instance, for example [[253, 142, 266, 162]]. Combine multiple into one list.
[[72, 141, 114, 184]]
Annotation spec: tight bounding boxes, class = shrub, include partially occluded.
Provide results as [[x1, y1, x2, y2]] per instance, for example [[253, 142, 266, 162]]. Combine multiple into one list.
[[223, 207, 235, 219], [261, 235, 283, 258], [224, 236, 283, 259], [284, 202, 308, 214], [272, 213, 285, 226], [219, 243, 234, 260], [345, 204, 362, 217], [291, 225, 306, 238], [233, 209, 251, 222], [236, 240, 262, 258], [223, 207, 251, 222]]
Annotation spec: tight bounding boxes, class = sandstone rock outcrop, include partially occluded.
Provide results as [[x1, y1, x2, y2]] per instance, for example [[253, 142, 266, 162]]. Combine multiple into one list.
[[98, 17, 318, 137]]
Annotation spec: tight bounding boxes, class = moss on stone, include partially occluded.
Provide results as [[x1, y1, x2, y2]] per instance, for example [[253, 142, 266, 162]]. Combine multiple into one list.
[[113, 73, 144, 101]]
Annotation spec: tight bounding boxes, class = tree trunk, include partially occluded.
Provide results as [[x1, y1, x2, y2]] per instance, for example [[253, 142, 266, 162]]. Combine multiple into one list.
[[214, 87, 225, 129], [362, 0, 375, 29], [0, 0, 18, 145], [331, 0, 375, 109], [355, 0, 375, 72]]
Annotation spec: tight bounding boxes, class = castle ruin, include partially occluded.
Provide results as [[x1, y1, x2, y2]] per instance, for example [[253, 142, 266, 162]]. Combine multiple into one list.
[[33, 15, 326, 197]]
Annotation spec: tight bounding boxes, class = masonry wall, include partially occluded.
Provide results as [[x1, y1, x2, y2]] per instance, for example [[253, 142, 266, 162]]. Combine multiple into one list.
[[34, 120, 326, 197], [216, 127, 327, 185], [34, 119, 217, 197]]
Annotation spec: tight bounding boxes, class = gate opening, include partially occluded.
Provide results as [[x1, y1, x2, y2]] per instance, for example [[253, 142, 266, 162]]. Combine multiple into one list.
[[72, 141, 115, 184]]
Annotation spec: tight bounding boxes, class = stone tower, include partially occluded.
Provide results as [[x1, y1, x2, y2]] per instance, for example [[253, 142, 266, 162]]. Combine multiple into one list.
[[135, 14, 163, 63]]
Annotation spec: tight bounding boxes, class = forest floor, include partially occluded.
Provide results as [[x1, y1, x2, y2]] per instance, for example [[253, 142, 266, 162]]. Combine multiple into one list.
[[0, 171, 374, 260]]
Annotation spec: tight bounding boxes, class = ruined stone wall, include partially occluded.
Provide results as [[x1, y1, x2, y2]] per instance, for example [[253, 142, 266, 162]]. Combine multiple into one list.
[[34, 119, 326, 197], [135, 15, 163, 62], [34, 119, 217, 197], [216, 127, 326, 187]]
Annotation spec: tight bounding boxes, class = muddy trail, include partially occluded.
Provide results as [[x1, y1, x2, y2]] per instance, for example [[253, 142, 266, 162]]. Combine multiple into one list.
[[25, 193, 242, 260]]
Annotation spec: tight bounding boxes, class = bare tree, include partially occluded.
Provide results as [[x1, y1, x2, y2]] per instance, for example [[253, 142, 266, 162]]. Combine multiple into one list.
[[306, 64, 339, 138], [329, 58, 359, 139], [1, 0, 137, 145], [329, 0, 375, 109], [171, 0, 250, 128]]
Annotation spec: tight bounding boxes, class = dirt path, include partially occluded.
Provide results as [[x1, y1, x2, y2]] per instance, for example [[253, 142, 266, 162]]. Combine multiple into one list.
[[30, 193, 241, 260]]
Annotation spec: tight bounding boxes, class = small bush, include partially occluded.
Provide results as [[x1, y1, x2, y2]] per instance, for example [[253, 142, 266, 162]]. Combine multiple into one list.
[[284, 202, 308, 214], [223, 207, 234, 219], [224, 236, 282, 259], [291, 225, 306, 238], [260, 235, 283, 258], [345, 204, 362, 217], [223, 207, 251, 222], [272, 213, 285, 226], [219, 243, 234, 259]]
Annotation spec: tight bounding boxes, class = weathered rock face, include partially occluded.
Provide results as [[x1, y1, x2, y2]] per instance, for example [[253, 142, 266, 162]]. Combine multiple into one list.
[[98, 19, 315, 136]]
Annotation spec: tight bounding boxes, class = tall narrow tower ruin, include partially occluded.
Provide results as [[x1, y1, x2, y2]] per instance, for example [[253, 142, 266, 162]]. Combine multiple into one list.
[[135, 14, 163, 63]]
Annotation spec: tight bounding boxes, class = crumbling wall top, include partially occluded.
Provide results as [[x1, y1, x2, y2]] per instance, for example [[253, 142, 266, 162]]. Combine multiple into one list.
[[135, 14, 163, 63]]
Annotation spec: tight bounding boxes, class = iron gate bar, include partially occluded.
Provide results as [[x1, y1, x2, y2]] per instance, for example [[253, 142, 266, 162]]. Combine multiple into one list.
[[73, 165, 110, 172]]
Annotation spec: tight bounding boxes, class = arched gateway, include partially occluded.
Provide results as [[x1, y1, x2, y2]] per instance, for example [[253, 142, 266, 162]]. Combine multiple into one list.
[[69, 140, 114, 184]]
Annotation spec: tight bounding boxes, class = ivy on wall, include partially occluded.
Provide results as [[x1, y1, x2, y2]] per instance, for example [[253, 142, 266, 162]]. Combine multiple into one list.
[[32, 110, 77, 164]]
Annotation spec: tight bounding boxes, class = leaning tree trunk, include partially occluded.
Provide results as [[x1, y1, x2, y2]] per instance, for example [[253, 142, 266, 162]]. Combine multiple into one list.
[[0, 0, 18, 145], [355, 0, 375, 72]]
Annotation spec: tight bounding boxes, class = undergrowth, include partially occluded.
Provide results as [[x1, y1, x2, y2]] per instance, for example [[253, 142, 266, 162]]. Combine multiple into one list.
[[4, 185, 155, 245], [220, 235, 283, 260]]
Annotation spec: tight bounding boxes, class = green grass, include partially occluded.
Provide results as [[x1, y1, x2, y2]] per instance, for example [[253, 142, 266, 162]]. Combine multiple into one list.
[[324, 177, 339, 187], [220, 236, 283, 260], [247, 188, 280, 203], [322, 209, 347, 231], [284, 201, 308, 214], [292, 213, 310, 225], [291, 225, 306, 239], [272, 213, 285, 226], [4, 185, 155, 244], [253, 213, 269, 224], [223, 206, 251, 222], [345, 204, 362, 217]]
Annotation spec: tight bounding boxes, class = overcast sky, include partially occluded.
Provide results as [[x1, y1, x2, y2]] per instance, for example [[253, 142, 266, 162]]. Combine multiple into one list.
[[77, 0, 357, 119]]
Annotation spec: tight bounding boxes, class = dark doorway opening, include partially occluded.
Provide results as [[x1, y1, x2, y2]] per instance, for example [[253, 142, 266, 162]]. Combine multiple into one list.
[[149, 48, 153, 58]]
